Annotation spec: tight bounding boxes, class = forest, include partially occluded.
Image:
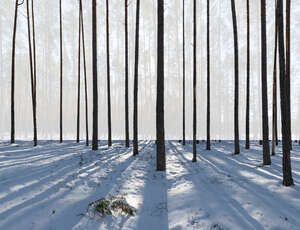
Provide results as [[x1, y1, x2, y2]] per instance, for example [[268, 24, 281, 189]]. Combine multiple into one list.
[[0, 0, 300, 229]]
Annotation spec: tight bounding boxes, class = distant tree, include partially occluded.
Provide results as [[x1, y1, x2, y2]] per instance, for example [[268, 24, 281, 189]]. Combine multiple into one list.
[[157, 0, 166, 171], [125, 0, 129, 147], [76, 0, 81, 143], [230, 0, 240, 154], [59, 0, 63, 143], [286, 0, 292, 150], [106, 0, 112, 147], [261, 0, 271, 165], [245, 0, 250, 149], [133, 0, 140, 156], [92, 0, 98, 151], [277, 0, 293, 186], [80, 0, 89, 146], [11, 0, 22, 144], [182, 0, 186, 146], [206, 0, 211, 150], [272, 0, 278, 155], [192, 0, 197, 162], [32, 0, 37, 146], [26, 0, 37, 146]]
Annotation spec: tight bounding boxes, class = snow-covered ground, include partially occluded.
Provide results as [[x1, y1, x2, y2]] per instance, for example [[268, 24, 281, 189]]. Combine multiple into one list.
[[0, 140, 300, 230]]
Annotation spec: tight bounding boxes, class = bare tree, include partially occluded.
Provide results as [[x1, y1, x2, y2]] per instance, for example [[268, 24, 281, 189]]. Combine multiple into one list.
[[106, 0, 112, 147], [76, 0, 81, 143], [277, 0, 293, 186], [206, 0, 211, 150], [133, 0, 140, 156], [192, 0, 197, 162], [157, 0, 166, 171], [245, 0, 250, 149], [59, 0, 63, 143], [182, 0, 186, 146], [32, 0, 37, 146], [125, 0, 129, 147], [230, 0, 240, 154], [92, 0, 98, 150]]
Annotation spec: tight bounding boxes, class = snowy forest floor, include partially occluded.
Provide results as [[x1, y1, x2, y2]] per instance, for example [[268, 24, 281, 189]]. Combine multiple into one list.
[[0, 140, 300, 230]]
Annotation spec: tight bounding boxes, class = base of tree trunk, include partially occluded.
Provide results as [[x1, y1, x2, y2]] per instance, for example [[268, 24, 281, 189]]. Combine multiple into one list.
[[283, 178, 294, 186]]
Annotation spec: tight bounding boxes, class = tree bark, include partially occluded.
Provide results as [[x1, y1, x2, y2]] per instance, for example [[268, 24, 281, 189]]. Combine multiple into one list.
[[261, 0, 271, 165], [277, 0, 293, 186], [133, 0, 140, 156], [106, 0, 112, 147], [92, 0, 98, 150], [156, 0, 166, 171], [206, 0, 211, 150], [125, 0, 129, 147], [192, 0, 197, 162], [245, 0, 250, 149], [230, 0, 240, 154]]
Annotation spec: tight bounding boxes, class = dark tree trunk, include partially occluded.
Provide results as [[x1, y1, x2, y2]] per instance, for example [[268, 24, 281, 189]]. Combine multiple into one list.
[[261, 0, 271, 165], [277, 0, 293, 186], [206, 0, 211, 150], [286, 0, 292, 150], [272, 0, 278, 155], [32, 0, 37, 146], [125, 0, 129, 147], [192, 0, 197, 162], [106, 0, 112, 147], [157, 0, 166, 171], [26, 0, 37, 147], [76, 1, 81, 143], [80, 0, 89, 146], [59, 0, 63, 143], [92, 0, 98, 151], [230, 0, 240, 154], [182, 0, 185, 146], [245, 0, 250, 149], [133, 0, 140, 156], [11, 0, 20, 144]]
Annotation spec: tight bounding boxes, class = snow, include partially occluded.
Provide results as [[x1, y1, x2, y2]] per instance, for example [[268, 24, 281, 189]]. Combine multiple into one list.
[[0, 140, 300, 230]]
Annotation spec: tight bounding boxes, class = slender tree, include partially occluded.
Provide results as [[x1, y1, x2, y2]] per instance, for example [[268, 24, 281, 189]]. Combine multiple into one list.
[[59, 0, 63, 143], [133, 0, 140, 156], [11, 0, 21, 144], [92, 0, 98, 150], [286, 0, 292, 150], [32, 0, 37, 146], [192, 0, 197, 162], [26, 0, 37, 147], [125, 0, 129, 147], [106, 0, 112, 147], [230, 0, 240, 154], [76, 1, 81, 143], [277, 0, 293, 186], [182, 0, 186, 146], [245, 0, 250, 149], [206, 0, 211, 150], [272, 0, 278, 155], [80, 0, 89, 146], [157, 0, 166, 171], [261, 0, 271, 165]]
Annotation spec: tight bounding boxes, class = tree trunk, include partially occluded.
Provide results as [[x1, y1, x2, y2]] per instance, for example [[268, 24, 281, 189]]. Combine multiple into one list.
[[245, 0, 250, 149], [192, 0, 197, 162], [272, 0, 278, 155], [32, 0, 37, 146], [125, 0, 129, 147], [157, 0, 166, 171], [76, 1, 81, 143], [206, 0, 211, 150], [230, 0, 240, 155], [261, 0, 271, 165], [59, 0, 63, 143], [80, 0, 89, 146], [286, 0, 292, 150], [182, 0, 185, 146], [26, 0, 37, 147], [92, 0, 98, 151], [133, 0, 140, 156], [106, 0, 112, 147], [11, 0, 19, 144], [277, 0, 293, 186]]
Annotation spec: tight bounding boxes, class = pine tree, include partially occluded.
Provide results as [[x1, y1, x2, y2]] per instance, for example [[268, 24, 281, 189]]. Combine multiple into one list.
[[76, 0, 81, 143], [182, 0, 186, 146], [192, 0, 197, 162], [206, 0, 211, 150], [125, 0, 130, 147], [245, 0, 250, 149]]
